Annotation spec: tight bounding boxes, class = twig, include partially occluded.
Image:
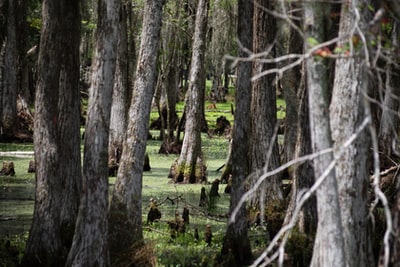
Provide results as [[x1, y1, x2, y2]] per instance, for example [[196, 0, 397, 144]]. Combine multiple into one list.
[[250, 116, 371, 267]]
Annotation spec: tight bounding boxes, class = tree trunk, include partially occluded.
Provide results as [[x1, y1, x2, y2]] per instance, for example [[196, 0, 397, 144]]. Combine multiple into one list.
[[58, 0, 82, 251], [108, 1, 164, 262], [219, 0, 253, 265], [23, 0, 81, 265], [378, 21, 400, 160], [0, 0, 5, 45], [108, 1, 131, 170], [383, 19, 400, 267], [277, 1, 302, 169], [65, 0, 119, 266], [283, 64, 317, 237], [1, 0, 17, 139], [304, 1, 346, 266], [174, 0, 209, 184], [279, 2, 317, 238], [209, 0, 233, 103], [249, 0, 283, 209], [158, 0, 180, 152], [329, 2, 373, 266]]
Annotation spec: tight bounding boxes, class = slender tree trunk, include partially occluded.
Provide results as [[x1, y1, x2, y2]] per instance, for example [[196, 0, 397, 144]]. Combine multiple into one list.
[[249, 0, 283, 208], [0, 0, 5, 45], [174, 0, 209, 184], [219, 0, 253, 265], [280, 2, 317, 238], [304, 1, 346, 266], [283, 65, 317, 237], [65, 0, 119, 266], [378, 21, 400, 159], [108, 2, 131, 166], [1, 0, 17, 139], [277, 1, 301, 169], [329, 2, 373, 266], [209, 0, 231, 103], [108, 1, 164, 262]]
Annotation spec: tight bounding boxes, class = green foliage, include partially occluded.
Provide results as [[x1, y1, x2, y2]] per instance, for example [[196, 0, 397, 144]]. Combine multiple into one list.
[[0, 94, 288, 265], [306, 37, 320, 48]]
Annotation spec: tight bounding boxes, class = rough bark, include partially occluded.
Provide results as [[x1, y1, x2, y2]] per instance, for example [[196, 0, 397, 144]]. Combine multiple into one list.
[[386, 20, 400, 267], [158, 0, 180, 151], [249, 0, 283, 208], [378, 21, 400, 159], [23, 0, 79, 265], [174, 0, 209, 184], [219, 0, 253, 265], [1, 0, 17, 139], [329, 2, 373, 266], [58, 0, 82, 251], [108, 1, 131, 171], [283, 65, 317, 237], [108, 0, 164, 262], [0, 0, 6, 45], [304, 1, 346, 266], [277, 1, 302, 169], [65, 0, 119, 266]]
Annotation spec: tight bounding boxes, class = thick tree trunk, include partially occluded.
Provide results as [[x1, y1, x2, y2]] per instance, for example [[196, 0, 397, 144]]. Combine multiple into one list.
[[329, 2, 373, 266], [219, 0, 253, 265], [174, 0, 209, 184], [23, 0, 80, 265], [108, 1, 164, 262], [65, 0, 119, 266], [249, 0, 283, 208], [58, 0, 82, 250], [304, 1, 346, 266]]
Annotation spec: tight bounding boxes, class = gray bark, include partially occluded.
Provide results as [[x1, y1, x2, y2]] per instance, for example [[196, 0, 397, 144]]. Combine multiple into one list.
[[249, 0, 283, 207], [66, 0, 119, 266], [108, 2, 131, 162], [220, 0, 253, 265], [329, 3, 372, 266], [385, 20, 400, 267], [378, 21, 400, 157], [23, 0, 82, 265], [175, 0, 209, 183], [108, 0, 164, 260], [277, 1, 302, 168], [283, 65, 317, 236], [304, 1, 346, 266]]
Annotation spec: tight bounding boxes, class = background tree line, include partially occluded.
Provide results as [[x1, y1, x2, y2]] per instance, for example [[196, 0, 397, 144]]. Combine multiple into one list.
[[1, 0, 400, 266]]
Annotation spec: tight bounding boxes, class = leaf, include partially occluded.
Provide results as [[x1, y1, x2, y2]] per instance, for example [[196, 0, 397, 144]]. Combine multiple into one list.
[[307, 37, 319, 48]]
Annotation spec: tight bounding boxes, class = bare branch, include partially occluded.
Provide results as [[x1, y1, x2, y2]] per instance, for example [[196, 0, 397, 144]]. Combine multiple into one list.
[[250, 116, 371, 267]]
